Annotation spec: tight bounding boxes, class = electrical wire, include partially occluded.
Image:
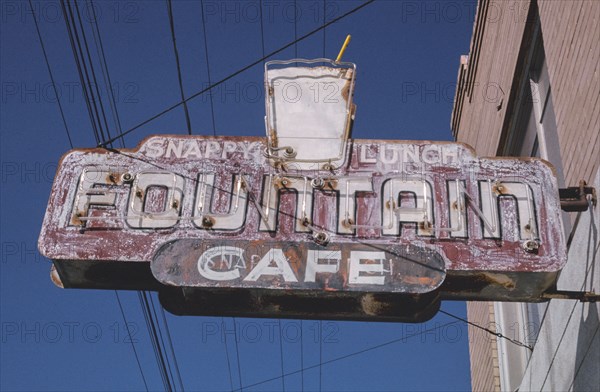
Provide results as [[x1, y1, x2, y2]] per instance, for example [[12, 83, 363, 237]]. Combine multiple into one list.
[[88, 0, 126, 148], [319, 320, 322, 392], [140, 291, 173, 392], [59, 0, 101, 145], [294, 0, 298, 59], [199, 0, 216, 136], [149, 293, 178, 391], [146, 291, 173, 392], [72, 0, 113, 144], [60, 3, 174, 390], [166, 0, 192, 134], [33, 11, 146, 392], [322, 0, 326, 58], [159, 305, 185, 391], [234, 321, 462, 391], [99, 0, 377, 147], [115, 291, 149, 391], [138, 292, 168, 391], [259, 0, 266, 62], [49, 4, 184, 389], [28, 0, 74, 148], [278, 319, 285, 391], [232, 317, 243, 391], [439, 309, 534, 351], [221, 317, 235, 391], [300, 320, 304, 392]]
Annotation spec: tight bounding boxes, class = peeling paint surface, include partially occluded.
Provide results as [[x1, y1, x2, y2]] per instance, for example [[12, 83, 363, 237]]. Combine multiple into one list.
[[39, 135, 567, 299]]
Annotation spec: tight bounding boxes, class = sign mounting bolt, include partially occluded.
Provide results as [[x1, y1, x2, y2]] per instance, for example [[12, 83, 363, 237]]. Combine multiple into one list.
[[342, 218, 354, 228], [522, 240, 539, 253], [201, 216, 215, 228], [311, 178, 325, 189], [313, 231, 330, 246]]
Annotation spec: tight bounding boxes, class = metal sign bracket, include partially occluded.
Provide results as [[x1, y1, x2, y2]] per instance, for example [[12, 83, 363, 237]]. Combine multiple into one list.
[[559, 180, 597, 212], [541, 290, 600, 303]]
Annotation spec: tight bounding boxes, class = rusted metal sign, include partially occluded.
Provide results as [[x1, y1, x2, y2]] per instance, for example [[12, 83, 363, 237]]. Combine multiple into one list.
[[39, 135, 566, 320], [39, 59, 568, 321], [153, 240, 445, 292]]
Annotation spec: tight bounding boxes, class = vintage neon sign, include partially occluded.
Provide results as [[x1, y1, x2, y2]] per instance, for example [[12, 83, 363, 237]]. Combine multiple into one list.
[[39, 136, 566, 301], [67, 141, 538, 242], [39, 59, 568, 321]]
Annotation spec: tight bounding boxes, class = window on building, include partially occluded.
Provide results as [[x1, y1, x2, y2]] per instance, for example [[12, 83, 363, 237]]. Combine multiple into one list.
[[494, 7, 568, 391], [528, 44, 563, 184]]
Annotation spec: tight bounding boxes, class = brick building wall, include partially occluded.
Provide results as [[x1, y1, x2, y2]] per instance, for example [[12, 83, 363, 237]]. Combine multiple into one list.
[[467, 302, 501, 392], [451, 0, 599, 390], [537, 0, 599, 186]]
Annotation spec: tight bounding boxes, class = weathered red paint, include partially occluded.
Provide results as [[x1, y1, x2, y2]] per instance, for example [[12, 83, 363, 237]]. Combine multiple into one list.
[[38, 135, 567, 320]]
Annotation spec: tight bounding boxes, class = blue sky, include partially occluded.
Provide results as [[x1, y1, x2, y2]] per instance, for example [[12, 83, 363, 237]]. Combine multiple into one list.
[[1, 1, 477, 390]]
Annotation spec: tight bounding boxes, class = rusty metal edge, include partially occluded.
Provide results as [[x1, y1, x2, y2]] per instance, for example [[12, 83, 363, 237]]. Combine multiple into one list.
[[50, 258, 559, 302], [157, 286, 442, 323]]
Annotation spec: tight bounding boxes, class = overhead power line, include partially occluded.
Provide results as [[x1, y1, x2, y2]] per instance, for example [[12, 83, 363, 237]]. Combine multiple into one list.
[[28, 0, 74, 148], [88, 0, 126, 148], [278, 319, 285, 392], [234, 321, 461, 391], [294, 0, 298, 59], [232, 311, 531, 391], [221, 317, 235, 391], [232, 317, 244, 391], [115, 291, 150, 391], [300, 320, 304, 392], [72, 0, 113, 144], [323, 0, 326, 58], [149, 293, 177, 390], [38, 1, 147, 388], [60, 0, 101, 145], [158, 305, 185, 392], [166, 0, 192, 134], [99, 0, 377, 147], [140, 291, 173, 391], [63, 12, 177, 390], [199, 0, 216, 136], [149, 292, 183, 391], [259, 0, 266, 62], [319, 320, 323, 392], [42, 1, 184, 389], [439, 310, 534, 351]]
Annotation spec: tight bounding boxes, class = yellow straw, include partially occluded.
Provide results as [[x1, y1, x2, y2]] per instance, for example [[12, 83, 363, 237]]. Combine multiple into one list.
[[335, 35, 352, 63]]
